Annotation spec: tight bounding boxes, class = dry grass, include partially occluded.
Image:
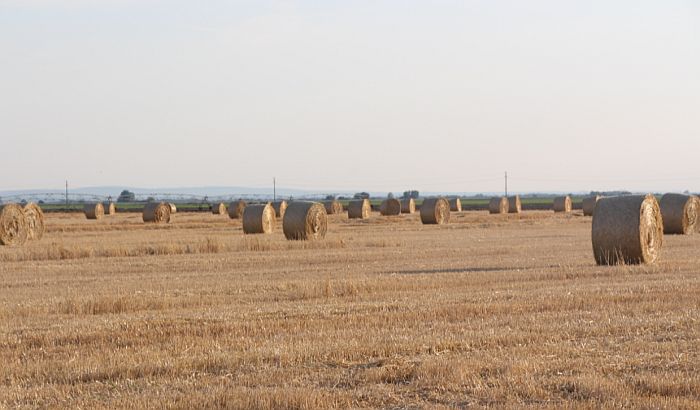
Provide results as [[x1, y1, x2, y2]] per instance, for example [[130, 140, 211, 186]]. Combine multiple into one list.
[[1, 211, 699, 408]]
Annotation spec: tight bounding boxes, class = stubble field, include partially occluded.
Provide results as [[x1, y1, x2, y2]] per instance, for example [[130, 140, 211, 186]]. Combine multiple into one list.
[[1, 210, 699, 408]]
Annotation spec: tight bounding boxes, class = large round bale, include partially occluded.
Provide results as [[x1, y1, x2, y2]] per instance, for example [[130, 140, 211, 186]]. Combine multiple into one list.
[[553, 196, 572, 213], [401, 198, 416, 214], [283, 201, 327, 240], [348, 199, 371, 219], [272, 201, 288, 219], [323, 200, 343, 215], [84, 203, 104, 220], [211, 202, 226, 215], [379, 198, 402, 216], [168, 203, 177, 214], [228, 200, 247, 219], [102, 202, 116, 215], [420, 197, 450, 225], [592, 194, 663, 265], [23, 202, 45, 241], [449, 198, 462, 212], [143, 202, 171, 224], [508, 195, 522, 214], [660, 193, 698, 235], [242, 203, 276, 234], [582, 195, 601, 217], [0, 204, 28, 246], [488, 197, 508, 214]]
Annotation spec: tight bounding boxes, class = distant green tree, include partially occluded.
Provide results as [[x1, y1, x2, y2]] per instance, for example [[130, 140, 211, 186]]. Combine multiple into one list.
[[402, 190, 419, 199], [117, 190, 136, 202], [353, 192, 370, 199]]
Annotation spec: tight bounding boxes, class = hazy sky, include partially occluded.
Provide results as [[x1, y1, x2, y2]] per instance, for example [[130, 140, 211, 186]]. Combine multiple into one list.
[[1, 0, 699, 194]]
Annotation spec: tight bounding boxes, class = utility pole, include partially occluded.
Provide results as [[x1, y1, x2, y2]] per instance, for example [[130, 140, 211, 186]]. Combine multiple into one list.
[[273, 177, 276, 201], [505, 172, 508, 197], [65, 180, 69, 207]]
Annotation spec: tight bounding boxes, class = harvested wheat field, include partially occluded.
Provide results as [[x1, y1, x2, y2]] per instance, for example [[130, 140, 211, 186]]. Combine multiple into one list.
[[1, 210, 699, 408]]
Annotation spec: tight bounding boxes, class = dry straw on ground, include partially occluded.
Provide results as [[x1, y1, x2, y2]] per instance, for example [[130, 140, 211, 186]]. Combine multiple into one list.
[[449, 198, 462, 212], [84, 203, 104, 220], [168, 203, 177, 214], [348, 199, 371, 219], [553, 196, 572, 213], [660, 193, 698, 235], [323, 200, 343, 215], [102, 202, 116, 215], [420, 197, 450, 225], [400, 198, 415, 214], [488, 197, 508, 214], [0, 203, 28, 246], [23, 202, 45, 241], [143, 202, 171, 224], [283, 201, 327, 240], [508, 195, 521, 214], [211, 202, 226, 215], [242, 203, 276, 234], [272, 201, 288, 219], [582, 196, 601, 216], [592, 194, 663, 265], [379, 198, 402, 216], [228, 200, 247, 219]]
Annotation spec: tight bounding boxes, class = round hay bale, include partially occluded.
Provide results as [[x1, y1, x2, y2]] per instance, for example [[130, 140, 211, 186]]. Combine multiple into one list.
[[143, 202, 171, 224], [283, 201, 327, 240], [660, 193, 698, 235], [488, 197, 508, 214], [508, 195, 522, 214], [449, 198, 462, 212], [323, 200, 343, 215], [592, 194, 662, 265], [348, 199, 371, 219], [379, 198, 402, 216], [84, 203, 105, 220], [228, 200, 247, 219], [102, 202, 116, 215], [582, 196, 601, 217], [0, 203, 28, 246], [272, 201, 288, 219], [400, 198, 416, 214], [243, 203, 276, 234], [553, 196, 572, 213], [420, 197, 450, 225], [23, 202, 45, 241], [211, 202, 226, 215], [168, 203, 177, 214]]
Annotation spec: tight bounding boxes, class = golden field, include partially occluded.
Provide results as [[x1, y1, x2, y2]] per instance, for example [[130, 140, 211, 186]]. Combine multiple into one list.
[[0, 210, 698, 408]]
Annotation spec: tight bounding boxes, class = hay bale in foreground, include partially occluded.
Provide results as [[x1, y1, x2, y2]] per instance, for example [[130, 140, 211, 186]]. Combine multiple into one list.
[[84, 203, 104, 220], [211, 202, 226, 215], [592, 194, 662, 265], [660, 193, 698, 235], [272, 201, 288, 219], [243, 203, 276, 234], [102, 202, 116, 215], [488, 197, 508, 214], [553, 196, 572, 213], [0, 204, 28, 246], [420, 197, 450, 225], [348, 199, 371, 219], [449, 198, 462, 212], [401, 198, 416, 214], [323, 200, 343, 215], [228, 200, 247, 219], [379, 198, 402, 216], [23, 202, 45, 241], [508, 195, 522, 214], [143, 202, 171, 224], [582, 196, 601, 216], [168, 203, 177, 214], [283, 201, 327, 240]]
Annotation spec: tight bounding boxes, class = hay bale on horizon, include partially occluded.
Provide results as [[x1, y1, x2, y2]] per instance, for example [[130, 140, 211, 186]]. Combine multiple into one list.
[[508, 195, 522, 214], [582, 196, 601, 217], [102, 202, 116, 215], [243, 202, 276, 234], [553, 196, 572, 213], [143, 202, 171, 224], [660, 193, 698, 235], [23, 202, 45, 241], [0, 203, 28, 246], [211, 202, 226, 215], [379, 198, 401, 216], [168, 203, 177, 214], [420, 197, 450, 225], [323, 200, 343, 215], [488, 197, 508, 214], [228, 200, 247, 219], [400, 198, 416, 214], [348, 199, 371, 219], [283, 201, 327, 240], [272, 201, 288, 219], [449, 198, 462, 212], [592, 194, 662, 265], [84, 203, 104, 220]]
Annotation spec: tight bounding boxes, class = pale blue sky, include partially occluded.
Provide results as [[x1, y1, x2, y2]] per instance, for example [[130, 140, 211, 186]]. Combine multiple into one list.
[[1, 0, 698, 193]]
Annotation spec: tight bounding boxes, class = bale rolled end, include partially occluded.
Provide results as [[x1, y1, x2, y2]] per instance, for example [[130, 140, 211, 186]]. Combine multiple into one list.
[[283, 201, 328, 240], [0, 203, 28, 246], [489, 197, 508, 214], [23, 202, 45, 241], [143, 202, 171, 224], [348, 199, 371, 219], [508, 195, 522, 214], [243, 203, 276, 234], [228, 200, 247, 219], [84, 203, 105, 220], [420, 197, 450, 225], [660, 193, 698, 235], [400, 198, 416, 214], [379, 198, 402, 216], [553, 196, 572, 213]]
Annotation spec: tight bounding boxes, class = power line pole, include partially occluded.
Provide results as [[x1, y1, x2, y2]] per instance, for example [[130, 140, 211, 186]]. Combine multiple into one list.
[[505, 172, 508, 197]]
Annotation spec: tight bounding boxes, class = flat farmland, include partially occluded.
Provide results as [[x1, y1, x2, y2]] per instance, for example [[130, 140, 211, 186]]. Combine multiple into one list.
[[1, 210, 699, 408]]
